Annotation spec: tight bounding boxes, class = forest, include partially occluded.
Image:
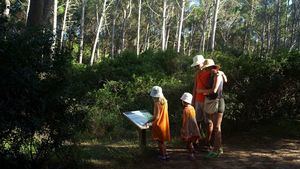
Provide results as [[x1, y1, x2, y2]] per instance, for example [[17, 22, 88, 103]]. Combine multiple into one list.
[[0, 0, 299, 169]]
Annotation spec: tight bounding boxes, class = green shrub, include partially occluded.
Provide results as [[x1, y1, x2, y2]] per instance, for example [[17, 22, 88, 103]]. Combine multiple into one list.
[[0, 27, 88, 169]]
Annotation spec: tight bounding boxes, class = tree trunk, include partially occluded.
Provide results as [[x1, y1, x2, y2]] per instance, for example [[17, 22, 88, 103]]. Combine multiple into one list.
[[3, 0, 10, 17], [60, 0, 70, 51], [96, 4, 100, 59], [27, 0, 44, 27], [79, 0, 85, 64], [143, 23, 150, 51], [188, 23, 194, 56], [260, 23, 265, 55], [165, 24, 170, 49], [90, 0, 108, 66], [200, 12, 208, 53], [111, 0, 120, 58], [242, 22, 248, 54], [43, 0, 53, 22], [161, 0, 167, 51], [247, 0, 255, 53], [177, 0, 186, 53], [284, 0, 290, 47], [290, 0, 300, 50], [137, 0, 142, 55], [121, 0, 132, 52], [274, 0, 281, 49], [267, 18, 271, 53], [210, 0, 220, 51], [26, 0, 31, 24], [173, 19, 179, 49], [27, 0, 53, 27], [52, 0, 58, 49]]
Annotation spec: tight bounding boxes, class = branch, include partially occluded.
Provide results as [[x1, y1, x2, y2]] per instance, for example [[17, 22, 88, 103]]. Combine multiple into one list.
[[183, 6, 196, 20], [146, 1, 160, 16]]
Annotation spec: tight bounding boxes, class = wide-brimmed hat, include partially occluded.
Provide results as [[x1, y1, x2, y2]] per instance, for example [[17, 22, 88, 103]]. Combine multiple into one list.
[[180, 92, 193, 104], [201, 59, 220, 70], [191, 55, 205, 67], [150, 86, 164, 98]]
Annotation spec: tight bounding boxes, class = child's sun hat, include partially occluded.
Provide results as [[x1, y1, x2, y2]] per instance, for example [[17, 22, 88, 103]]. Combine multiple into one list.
[[180, 92, 193, 104], [150, 86, 164, 98]]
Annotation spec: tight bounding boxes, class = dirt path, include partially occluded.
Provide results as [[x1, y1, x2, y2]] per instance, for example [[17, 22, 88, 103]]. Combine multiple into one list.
[[80, 134, 300, 169], [139, 135, 300, 169]]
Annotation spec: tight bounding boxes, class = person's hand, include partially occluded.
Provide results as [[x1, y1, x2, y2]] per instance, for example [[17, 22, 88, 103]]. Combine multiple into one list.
[[144, 122, 152, 127]]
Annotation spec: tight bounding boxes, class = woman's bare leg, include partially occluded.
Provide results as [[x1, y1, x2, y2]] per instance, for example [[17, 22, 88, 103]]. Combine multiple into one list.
[[212, 112, 223, 152]]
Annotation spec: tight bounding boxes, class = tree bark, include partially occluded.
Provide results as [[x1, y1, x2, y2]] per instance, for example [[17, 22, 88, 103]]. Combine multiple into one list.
[[200, 4, 211, 53], [165, 24, 170, 49], [173, 19, 179, 49], [267, 18, 271, 53], [260, 23, 265, 55], [3, 0, 10, 17], [26, 0, 31, 24], [210, 0, 220, 51], [121, 0, 132, 52], [79, 0, 86, 64], [60, 0, 70, 51], [143, 23, 150, 51], [52, 0, 58, 50], [26, 0, 52, 27], [161, 0, 167, 51], [177, 0, 186, 53], [284, 0, 290, 47], [90, 0, 108, 65], [96, 4, 100, 59], [111, 0, 120, 58], [27, 0, 44, 27], [188, 23, 195, 56], [274, 0, 281, 49], [137, 0, 142, 55]]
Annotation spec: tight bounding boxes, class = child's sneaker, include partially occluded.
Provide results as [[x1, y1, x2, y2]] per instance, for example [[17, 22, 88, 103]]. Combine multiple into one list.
[[218, 148, 224, 155], [158, 155, 167, 160]]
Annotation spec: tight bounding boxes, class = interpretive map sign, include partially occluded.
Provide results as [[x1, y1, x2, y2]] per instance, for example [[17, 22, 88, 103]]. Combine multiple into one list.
[[123, 110, 153, 129]]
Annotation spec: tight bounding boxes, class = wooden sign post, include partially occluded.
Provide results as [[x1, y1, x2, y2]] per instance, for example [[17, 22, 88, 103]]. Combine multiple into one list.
[[123, 110, 152, 148]]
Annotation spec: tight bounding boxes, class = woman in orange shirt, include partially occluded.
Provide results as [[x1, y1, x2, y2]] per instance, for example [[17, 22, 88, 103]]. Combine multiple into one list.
[[180, 92, 201, 160], [147, 86, 171, 160]]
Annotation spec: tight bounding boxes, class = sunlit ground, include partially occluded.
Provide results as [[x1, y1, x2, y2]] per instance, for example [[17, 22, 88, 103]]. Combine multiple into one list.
[[77, 135, 300, 169]]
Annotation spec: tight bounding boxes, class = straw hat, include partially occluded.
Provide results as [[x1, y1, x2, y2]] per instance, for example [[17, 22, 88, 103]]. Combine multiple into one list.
[[201, 59, 220, 70], [180, 92, 193, 104], [191, 55, 205, 67], [150, 86, 164, 98]]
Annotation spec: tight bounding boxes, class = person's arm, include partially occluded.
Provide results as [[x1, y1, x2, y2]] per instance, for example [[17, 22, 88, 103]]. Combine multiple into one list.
[[197, 88, 212, 95], [145, 102, 160, 124], [213, 74, 223, 93], [218, 70, 228, 83]]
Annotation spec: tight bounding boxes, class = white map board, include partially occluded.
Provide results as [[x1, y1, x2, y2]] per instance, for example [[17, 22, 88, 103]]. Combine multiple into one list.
[[123, 110, 153, 129]]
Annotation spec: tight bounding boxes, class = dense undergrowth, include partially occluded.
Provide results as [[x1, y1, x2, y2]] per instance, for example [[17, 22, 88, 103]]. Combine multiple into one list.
[[0, 26, 299, 169]]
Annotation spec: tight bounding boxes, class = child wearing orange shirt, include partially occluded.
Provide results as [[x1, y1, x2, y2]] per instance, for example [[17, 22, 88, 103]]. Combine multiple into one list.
[[146, 86, 171, 160], [180, 92, 201, 160]]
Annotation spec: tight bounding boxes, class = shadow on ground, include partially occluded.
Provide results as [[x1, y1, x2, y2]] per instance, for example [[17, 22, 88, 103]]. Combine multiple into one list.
[[78, 134, 300, 169]]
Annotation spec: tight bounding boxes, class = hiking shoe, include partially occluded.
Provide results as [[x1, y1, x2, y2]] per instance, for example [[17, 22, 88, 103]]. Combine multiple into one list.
[[205, 151, 219, 158], [218, 148, 224, 155], [165, 154, 170, 159]]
